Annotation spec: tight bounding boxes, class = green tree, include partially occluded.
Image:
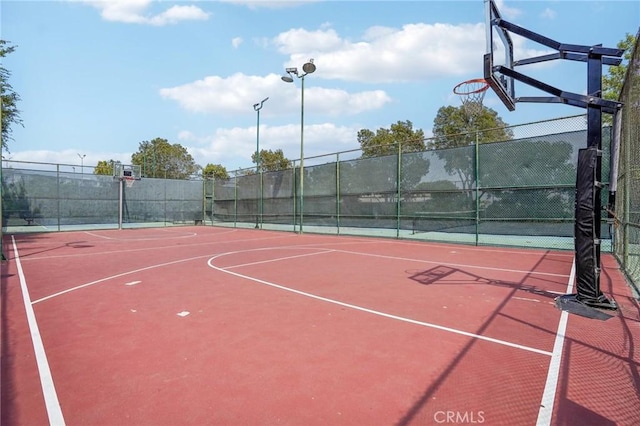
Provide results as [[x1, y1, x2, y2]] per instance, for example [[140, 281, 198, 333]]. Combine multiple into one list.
[[94, 160, 115, 176], [251, 149, 292, 172], [480, 139, 576, 220], [339, 121, 431, 209], [357, 120, 426, 158], [603, 33, 637, 101], [428, 105, 513, 194], [1, 40, 22, 152], [202, 163, 229, 180], [430, 106, 512, 149], [131, 137, 199, 179]]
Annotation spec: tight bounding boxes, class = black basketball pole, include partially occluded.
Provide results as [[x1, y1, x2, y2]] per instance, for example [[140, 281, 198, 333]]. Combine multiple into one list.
[[485, 7, 624, 314], [568, 49, 617, 310]]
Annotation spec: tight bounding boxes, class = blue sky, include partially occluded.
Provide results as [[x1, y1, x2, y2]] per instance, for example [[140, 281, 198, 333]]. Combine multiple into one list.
[[2, 0, 638, 172]]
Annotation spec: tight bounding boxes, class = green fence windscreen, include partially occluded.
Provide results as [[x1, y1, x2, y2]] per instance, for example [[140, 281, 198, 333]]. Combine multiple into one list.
[[613, 30, 640, 294]]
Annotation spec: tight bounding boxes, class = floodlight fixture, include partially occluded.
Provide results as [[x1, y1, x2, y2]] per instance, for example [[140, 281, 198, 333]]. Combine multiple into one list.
[[77, 153, 86, 174], [254, 97, 269, 111], [302, 59, 316, 74]]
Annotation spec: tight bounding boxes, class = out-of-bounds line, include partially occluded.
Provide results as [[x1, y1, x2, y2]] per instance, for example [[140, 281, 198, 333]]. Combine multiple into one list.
[[536, 258, 575, 425], [207, 253, 553, 357], [11, 236, 66, 425]]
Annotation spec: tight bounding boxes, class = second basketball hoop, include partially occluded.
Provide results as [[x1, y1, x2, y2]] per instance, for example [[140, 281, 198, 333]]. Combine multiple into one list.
[[453, 78, 490, 118]]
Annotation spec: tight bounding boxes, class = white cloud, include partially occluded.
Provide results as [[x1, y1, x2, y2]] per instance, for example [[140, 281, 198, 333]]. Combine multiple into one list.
[[7, 123, 362, 172], [159, 73, 391, 115], [540, 8, 556, 20], [274, 27, 345, 55], [274, 23, 488, 83], [494, 0, 522, 21], [5, 150, 132, 171], [232, 37, 243, 48], [185, 122, 359, 169], [148, 5, 210, 26], [77, 0, 209, 25], [217, 0, 320, 10]]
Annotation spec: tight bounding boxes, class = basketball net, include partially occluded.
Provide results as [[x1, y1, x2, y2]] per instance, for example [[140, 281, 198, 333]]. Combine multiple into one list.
[[124, 177, 135, 188], [453, 78, 490, 118]]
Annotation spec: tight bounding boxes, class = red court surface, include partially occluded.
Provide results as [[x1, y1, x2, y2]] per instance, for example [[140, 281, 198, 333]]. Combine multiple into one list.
[[1, 226, 639, 425]]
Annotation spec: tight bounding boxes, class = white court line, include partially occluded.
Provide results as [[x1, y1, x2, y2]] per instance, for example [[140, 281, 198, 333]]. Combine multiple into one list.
[[207, 251, 553, 357], [30, 237, 311, 303], [84, 229, 199, 240], [31, 255, 213, 304], [333, 248, 570, 278], [221, 245, 569, 278], [20, 232, 289, 262], [224, 249, 335, 270], [309, 236, 574, 258], [536, 259, 575, 425], [11, 236, 66, 425]]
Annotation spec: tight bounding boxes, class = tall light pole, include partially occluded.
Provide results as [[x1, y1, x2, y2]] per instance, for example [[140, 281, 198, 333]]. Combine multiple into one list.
[[77, 153, 86, 175], [281, 58, 316, 233], [253, 97, 269, 228]]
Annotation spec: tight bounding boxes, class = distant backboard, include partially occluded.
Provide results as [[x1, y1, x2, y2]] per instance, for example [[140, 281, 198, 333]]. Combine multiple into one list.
[[113, 162, 142, 180], [484, 0, 516, 111]]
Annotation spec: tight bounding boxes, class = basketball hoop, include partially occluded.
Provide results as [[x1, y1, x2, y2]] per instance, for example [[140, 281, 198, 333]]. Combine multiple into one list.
[[124, 177, 136, 188], [453, 78, 490, 118]]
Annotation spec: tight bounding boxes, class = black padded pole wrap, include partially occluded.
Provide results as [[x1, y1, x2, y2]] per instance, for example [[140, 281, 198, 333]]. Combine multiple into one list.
[[574, 147, 601, 302], [573, 147, 616, 309]]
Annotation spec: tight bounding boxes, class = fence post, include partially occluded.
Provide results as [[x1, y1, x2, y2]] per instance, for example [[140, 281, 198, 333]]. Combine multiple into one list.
[[396, 142, 402, 238], [336, 153, 341, 234], [259, 169, 264, 229], [475, 133, 480, 246], [0, 158, 3, 260], [292, 163, 297, 232], [57, 164, 61, 232], [234, 174, 238, 227]]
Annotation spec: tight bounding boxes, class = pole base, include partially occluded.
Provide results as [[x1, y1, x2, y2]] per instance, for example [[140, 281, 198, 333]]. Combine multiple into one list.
[[555, 293, 617, 320]]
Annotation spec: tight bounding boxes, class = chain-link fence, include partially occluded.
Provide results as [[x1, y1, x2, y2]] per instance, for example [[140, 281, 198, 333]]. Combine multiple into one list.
[[3, 101, 634, 276], [613, 29, 640, 294], [1, 162, 203, 230], [209, 114, 614, 251]]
